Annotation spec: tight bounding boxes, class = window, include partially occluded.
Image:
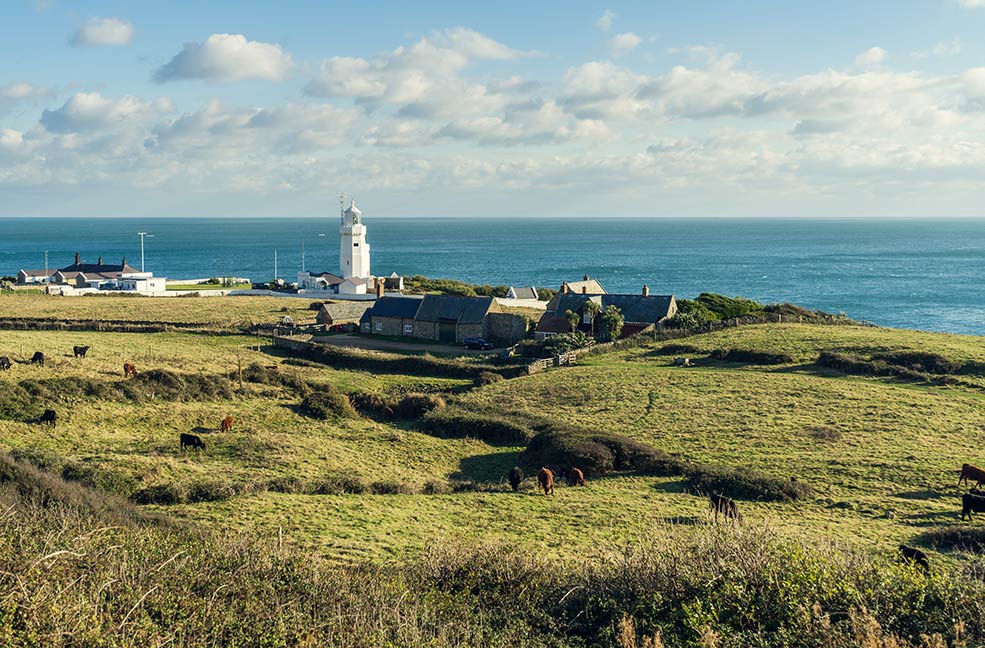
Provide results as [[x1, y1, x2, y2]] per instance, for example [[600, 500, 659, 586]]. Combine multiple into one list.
[[374, 322, 382, 331], [404, 324, 413, 334], [583, 312, 592, 324]]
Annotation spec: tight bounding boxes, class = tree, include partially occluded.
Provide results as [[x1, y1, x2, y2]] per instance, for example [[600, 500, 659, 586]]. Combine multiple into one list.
[[564, 309, 580, 333], [601, 305, 624, 341], [583, 299, 601, 338]]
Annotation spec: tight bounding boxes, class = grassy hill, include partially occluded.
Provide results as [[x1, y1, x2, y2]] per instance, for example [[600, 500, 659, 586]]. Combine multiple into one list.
[[3, 295, 985, 644]]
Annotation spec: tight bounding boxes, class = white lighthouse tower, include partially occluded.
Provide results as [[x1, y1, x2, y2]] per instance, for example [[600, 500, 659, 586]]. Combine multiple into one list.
[[339, 198, 371, 281]]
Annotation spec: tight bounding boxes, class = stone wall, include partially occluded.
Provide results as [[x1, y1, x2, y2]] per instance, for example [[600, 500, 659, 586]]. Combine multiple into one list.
[[484, 313, 528, 344]]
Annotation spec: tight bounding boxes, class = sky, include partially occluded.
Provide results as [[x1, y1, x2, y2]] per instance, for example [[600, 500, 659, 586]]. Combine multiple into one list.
[[3, 1, 985, 218]]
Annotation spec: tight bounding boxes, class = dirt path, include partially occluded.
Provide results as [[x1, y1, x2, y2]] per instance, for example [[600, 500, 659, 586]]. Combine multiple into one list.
[[311, 334, 496, 356]]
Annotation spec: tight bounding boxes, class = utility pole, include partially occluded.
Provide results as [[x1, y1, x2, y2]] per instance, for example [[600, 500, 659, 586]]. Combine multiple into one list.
[[274, 250, 278, 282], [44, 250, 48, 276], [301, 241, 305, 273]]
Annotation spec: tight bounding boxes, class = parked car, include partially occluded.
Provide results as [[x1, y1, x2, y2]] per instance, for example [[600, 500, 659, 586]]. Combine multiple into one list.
[[463, 337, 495, 350]]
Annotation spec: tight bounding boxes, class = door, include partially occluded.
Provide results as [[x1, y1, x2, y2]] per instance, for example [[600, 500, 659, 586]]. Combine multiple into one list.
[[438, 320, 456, 343]]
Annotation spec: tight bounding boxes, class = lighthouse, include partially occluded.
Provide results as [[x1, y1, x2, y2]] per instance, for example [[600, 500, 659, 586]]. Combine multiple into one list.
[[339, 199, 370, 280]]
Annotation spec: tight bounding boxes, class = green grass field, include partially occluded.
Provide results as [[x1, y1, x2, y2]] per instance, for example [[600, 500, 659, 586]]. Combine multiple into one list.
[[4, 299, 985, 644], [2, 309, 984, 565]]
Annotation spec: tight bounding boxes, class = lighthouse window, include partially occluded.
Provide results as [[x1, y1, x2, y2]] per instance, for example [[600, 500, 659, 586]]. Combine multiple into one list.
[[353, 243, 359, 247]]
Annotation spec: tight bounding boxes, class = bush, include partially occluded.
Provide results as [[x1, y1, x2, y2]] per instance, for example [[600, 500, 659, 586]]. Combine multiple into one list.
[[311, 473, 368, 494], [683, 464, 811, 501], [369, 480, 417, 495], [185, 479, 238, 503], [875, 351, 961, 375], [475, 371, 503, 387], [521, 426, 684, 477], [300, 391, 357, 420], [393, 392, 446, 418], [818, 351, 932, 382], [695, 293, 765, 319], [653, 343, 701, 356], [420, 410, 534, 445], [0, 384, 42, 422], [917, 526, 985, 552], [349, 391, 390, 415], [422, 480, 451, 495], [60, 461, 137, 496], [710, 348, 795, 365], [236, 363, 312, 396], [130, 484, 183, 505]]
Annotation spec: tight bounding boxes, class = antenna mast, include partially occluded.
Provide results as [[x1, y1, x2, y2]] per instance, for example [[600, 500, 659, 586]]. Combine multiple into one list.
[[338, 192, 347, 226]]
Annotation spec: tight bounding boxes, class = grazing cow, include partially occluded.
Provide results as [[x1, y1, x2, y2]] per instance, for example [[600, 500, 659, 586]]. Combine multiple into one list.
[[709, 492, 741, 521], [566, 467, 587, 487], [537, 467, 555, 496], [38, 409, 57, 426], [898, 544, 929, 572], [508, 467, 524, 492], [673, 356, 692, 367], [0, 356, 10, 371], [180, 433, 206, 451], [123, 362, 137, 378], [959, 463, 985, 488], [73, 346, 90, 359], [961, 493, 985, 520], [30, 352, 45, 366], [220, 415, 234, 432]]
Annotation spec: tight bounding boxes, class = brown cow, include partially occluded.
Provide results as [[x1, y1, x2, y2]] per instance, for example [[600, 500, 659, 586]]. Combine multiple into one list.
[[566, 467, 586, 486], [220, 415, 234, 432], [959, 463, 985, 488], [123, 362, 137, 378], [537, 467, 554, 496], [710, 492, 741, 521], [508, 467, 524, 492]]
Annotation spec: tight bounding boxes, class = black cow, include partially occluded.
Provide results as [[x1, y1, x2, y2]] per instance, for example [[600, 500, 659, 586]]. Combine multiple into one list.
[[898, 544, 929, 572], [0, 356, 10, 371], [30, 352, 44, 366], [961, 493, 985, 520], [38, 409, 57, 426], [508, 467, 523, 492], [709, 492, 741, 521], [180, 432, 206, 451], [73, 346, 90, 359]]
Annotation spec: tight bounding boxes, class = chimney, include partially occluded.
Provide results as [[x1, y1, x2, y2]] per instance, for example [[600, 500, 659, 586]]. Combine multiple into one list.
[[642, 285, 649, 297], [97, 256, 103, 266], [74, 252, 81, 266], [583, 274, 590, 281], [375, 278, 385, 299], [561, 282, 569, 294], [122, 256, 127, 267], [582, 286, 587, 294]]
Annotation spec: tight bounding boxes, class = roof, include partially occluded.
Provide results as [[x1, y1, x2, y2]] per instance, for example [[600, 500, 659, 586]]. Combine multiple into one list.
[[309, 272, 344, 285], [344, 200, 362, 215], [509, 286, 538, 300], [341, 277, 367, 286], [563, 278, 607, 295], [318, 301, 371, 323], [366, 296, 424, 319], [414, 295, 495, 324], [537, 315, 572, 334], [19, 269, 53, 277], [58, 262, 139, 275], [547, 293, 676, 325]]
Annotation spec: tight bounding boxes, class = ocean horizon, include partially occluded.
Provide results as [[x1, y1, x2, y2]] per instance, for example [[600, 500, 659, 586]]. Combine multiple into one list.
[[2, 216, 984, 336]]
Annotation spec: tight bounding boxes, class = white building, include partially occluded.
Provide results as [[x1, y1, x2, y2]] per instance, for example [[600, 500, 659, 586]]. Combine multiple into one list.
[[298, 198, 374, 296]]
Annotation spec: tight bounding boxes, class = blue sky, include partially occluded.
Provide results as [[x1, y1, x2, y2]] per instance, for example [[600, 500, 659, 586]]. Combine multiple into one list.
[[2, 1, 985, 217]]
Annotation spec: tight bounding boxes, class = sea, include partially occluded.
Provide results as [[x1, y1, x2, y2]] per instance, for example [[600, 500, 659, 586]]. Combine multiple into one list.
[[1, 217, 983, 336]]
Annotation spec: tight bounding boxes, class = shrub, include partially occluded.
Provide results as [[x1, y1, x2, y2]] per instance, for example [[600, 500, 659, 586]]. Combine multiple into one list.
[[349, 391, 390, 415], [695, 293, 765, 319], [236, 363, 312, 396], [653, 343, 701, 356], [393, 392, 446, 418], [874, 351, 961, 375], [300, 391, 357, 420], [60, 461, 137, 496], [420, 410, 534, 445], [130, 483, 183, 505], [0, 384, 42, 422], [475, 371, 503, 387], [818, 351, 931, 382], [370, 480, 417, 495], [521, 426, 684, 477], [710, 348, 795, 365], [917, 526, 985, 552], [311, 473, 368, 494], [683, 464, 811, 501], [422, 480, 450, 495], [185, 479, 238, 503]]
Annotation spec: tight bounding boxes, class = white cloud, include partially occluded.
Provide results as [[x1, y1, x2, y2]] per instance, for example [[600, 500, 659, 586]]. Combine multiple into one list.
[[609, 32, 641, 57], [0, 82, 51, 114], [912, 38, 961, 59], [855, 46, 887, 66], [154, 34, 293, 83], [958, 0, 985, 5], [70, 17, 134, 47], [40, 92, 173, 133], [597, 9, 615, 33]]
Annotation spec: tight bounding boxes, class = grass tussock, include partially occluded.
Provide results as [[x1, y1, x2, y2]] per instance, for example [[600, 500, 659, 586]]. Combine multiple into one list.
[[683, 463, 812, 501], [300, 390, 358, 420], [709, 348, 796, 365], [521, 426, 682, 477]]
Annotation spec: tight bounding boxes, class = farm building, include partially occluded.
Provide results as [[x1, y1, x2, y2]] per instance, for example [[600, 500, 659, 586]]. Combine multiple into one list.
[[537, 285, 677, 340], [506, 286, 538, 300], [559, 275, 607, 296], [316, 301, 372, 326], [360, 294, 526, 345]]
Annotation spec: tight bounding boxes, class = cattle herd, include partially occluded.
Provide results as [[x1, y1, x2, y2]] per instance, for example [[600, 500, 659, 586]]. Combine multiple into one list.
[[6, 343, 985, 574]]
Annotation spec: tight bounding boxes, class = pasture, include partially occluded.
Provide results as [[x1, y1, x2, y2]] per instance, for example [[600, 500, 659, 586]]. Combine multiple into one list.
[[1, 306, 984, 566]]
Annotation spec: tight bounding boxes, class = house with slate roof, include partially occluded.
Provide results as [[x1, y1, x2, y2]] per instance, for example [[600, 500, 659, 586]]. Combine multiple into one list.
[[22, 253, 166, 293], [537, 284, 677, 340], [360, 294, 526, 345]]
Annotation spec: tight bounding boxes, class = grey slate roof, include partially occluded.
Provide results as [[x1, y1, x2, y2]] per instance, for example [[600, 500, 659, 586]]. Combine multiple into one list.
[[547, 293, 676, 325], [318, 301, 372, 324], [509, 286, 538, 300], [365, 296, 424, 319], [414, 295, 495, 324]]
